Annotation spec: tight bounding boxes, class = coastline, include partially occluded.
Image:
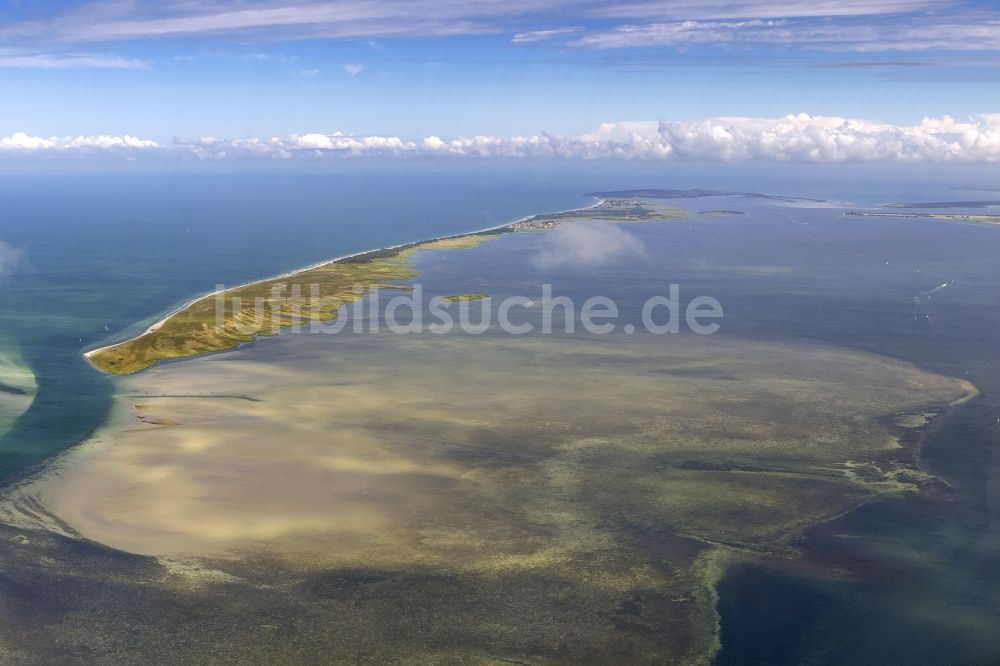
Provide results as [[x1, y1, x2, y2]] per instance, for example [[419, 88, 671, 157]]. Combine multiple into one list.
[[82, 197, 604, 366]]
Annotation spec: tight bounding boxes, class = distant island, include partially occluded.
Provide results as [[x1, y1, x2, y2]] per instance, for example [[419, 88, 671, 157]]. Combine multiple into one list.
[[845, 211, 1000, 225], [697, 210, 746, 217], [512, 198, 687, 229], [951, 185, 1000, 192], [883, 201, 1000, 209], [584, 188, 826, 203]]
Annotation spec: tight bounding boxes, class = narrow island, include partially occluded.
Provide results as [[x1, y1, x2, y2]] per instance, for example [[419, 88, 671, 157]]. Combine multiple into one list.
[[85, 197, 682, 375], [883, 200, 1000, 209], [585, 188, 826, 203], [85, 232, 501, 375], [697, 210, 746, 217]]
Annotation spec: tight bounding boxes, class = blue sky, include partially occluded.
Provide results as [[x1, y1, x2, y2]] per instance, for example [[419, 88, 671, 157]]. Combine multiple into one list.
[[4, 1, 1000, 162]]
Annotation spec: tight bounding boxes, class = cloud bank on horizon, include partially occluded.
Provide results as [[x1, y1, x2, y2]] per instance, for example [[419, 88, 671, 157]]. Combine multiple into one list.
[[6, 114, 1000, 163]]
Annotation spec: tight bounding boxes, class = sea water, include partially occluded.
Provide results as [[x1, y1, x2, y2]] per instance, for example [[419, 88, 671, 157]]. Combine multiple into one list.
[[0, 165, 998, 661]]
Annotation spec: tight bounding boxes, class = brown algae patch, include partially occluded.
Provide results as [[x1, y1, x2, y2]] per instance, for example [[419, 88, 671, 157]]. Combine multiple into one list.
[[440, 293, 490, 302], [5, 333, 976, 663]]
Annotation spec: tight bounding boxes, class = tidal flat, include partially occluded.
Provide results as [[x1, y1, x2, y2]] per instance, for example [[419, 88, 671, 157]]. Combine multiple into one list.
[[1, 327, 974, 663]]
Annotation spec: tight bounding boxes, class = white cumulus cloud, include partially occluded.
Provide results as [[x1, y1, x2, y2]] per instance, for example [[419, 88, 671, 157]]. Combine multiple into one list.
[[0, 132, 160, 152], [655, 113, 1000, 162], [532, 223, 646, 269], [10, 114, 1000, 163], [411, 114, 1000, 162]]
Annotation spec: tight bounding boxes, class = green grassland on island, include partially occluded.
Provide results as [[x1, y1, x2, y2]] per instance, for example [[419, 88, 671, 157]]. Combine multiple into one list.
[[85, 233, 500, 375], [84, 199, 691, 376]]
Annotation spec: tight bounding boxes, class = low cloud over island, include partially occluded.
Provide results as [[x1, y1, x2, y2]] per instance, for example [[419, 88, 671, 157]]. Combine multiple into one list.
[[532, 223, 646, 270]]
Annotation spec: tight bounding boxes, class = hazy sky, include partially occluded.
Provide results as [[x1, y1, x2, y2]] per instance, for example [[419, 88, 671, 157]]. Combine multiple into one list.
[[4, 1, 1000, 163]]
